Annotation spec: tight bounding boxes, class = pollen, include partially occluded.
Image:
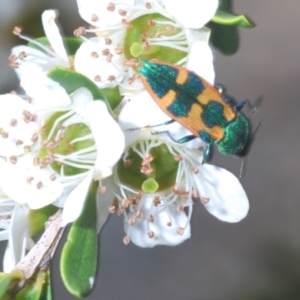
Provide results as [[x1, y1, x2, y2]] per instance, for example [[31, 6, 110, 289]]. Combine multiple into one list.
[[91, 52, 99, 58], [99, 186, 107, 194], [123, 159, 132, 167], [148, 231, 154, 238], [24, 145, 32, 153], [122, 198, 130, 208], [73, 27, 86, 37], [31, 133, 39, 143], [201, 197, 210, 204], [10, 119, 18, 127], [114, 48, 123, 54], [15, 140, 23, 146], [18, 51, 27, 59], [148, 214, 154, 222], [1, 132, 8, 139], [91, 14, 99, 22], [105, 37, 112, 45], [50, 174, 56, 181], [13, 26, 22, 36], [128, 218, 136, 226], [27, 177, 34, 184], [109, 205, 116, 213], [94, 75, 101, 82], [176, 227, 184, 236], [9, 156, 17, 165], [107, 2, 115, 12], [192, 167, 199, 174], [148, 19, 156, 26], [192, 188, 199, 198], [123, 235, 131, 245], [174, 155, 183, 161], [135, 210, 143, 219], [107, 75, 116, 82], [121, 19, 132, 29], [153, 196, 161, 206], [178, 205, 185, 212], [118, 9, 127, 16]]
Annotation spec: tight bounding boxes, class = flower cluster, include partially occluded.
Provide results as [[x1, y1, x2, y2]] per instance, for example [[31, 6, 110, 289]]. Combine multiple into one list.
[[0, 0, 254, 298]]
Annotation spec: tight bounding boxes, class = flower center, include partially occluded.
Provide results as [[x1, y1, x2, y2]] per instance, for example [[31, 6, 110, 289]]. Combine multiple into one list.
[[113, 140, 204, 244], [38, 110, 96, 176], [117, 140, 179, 192], [124, 13, 188, 64]]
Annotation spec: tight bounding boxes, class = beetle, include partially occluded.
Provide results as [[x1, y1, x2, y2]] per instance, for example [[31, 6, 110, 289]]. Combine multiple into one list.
[[138, 60, 250, 156]]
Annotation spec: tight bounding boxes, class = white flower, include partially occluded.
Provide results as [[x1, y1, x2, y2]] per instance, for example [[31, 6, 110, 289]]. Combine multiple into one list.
[[103, 41, 249, 247], [77, 0, 218, 30], [74, 0, 215, 95], [0, 65, 124, 225], [113, 96, 249, 248], [10, 10, 69, 78], [161, 0, 219, 28], [0, 192, 33, 272]]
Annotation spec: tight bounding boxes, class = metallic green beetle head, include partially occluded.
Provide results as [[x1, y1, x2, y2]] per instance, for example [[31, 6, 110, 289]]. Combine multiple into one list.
[[217, 114, 250, 155]]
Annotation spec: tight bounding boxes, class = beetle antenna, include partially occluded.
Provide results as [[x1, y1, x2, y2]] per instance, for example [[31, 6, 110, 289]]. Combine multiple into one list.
[[126, 119, 174, 132]]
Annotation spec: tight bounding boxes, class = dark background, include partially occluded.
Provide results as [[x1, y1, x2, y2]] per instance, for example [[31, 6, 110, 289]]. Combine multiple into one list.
[[1, 1, 300, 299]]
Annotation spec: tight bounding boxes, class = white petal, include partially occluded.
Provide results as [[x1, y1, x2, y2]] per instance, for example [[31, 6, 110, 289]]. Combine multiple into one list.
[[62, 170, 93, 225], [3, 243, 15, 272], [42, 10, 69, 63], [3, 205, 28, 272], [96, 177, 114, 233], [187, 41, 215, 85], [77, 0, 134, 27], [0, 158, 63, 209], [119, 92, 206, 149], [11, 45, 68, 78], [124, 195, 191, 247], [163, 0, 219, 28], [0, 94, 38, 156], [185, 27, 211, 45], [85, 101, 124, 180], [70, 87, 94, 115], [74, 40, 124, 89], [194, 164, 249, 222], [20, 63, 71, 109], [8, 206, 28, 266]]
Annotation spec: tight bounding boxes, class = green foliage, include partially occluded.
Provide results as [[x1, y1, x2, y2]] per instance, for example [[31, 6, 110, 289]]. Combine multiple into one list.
[[16, 270, 50, 300], [28, 205, 59, 236], [209, 0, 254, 55], [118, 143, 178, 192], [60, 181, 98, 297], [47, 66, 106, 100], [212, 10, 254, 28]]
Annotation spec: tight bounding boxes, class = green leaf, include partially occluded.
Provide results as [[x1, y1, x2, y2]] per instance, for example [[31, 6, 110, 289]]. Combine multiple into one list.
[[47, 66, 106, 101], [212, 10, 254, 28], [47, 67, 117, 117], [208, 21, 239, 55], [28, 37, 84, 56], [208, 0, 254, 55], [16, 270, 47, 300], [60, 181, 98, 298], [101, 86, 123, 110], [40, 269, 52, 300], [0, 271, 24, 299], [0, 273, 15, 299], [28, 205, 59, 236]]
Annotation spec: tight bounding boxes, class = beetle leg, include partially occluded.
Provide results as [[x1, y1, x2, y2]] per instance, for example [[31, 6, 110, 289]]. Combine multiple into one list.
[[234, 100, 246, 111]]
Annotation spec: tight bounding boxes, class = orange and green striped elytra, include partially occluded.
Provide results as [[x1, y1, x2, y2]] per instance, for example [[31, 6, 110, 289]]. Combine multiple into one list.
[[138, 60, 250, 156]]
